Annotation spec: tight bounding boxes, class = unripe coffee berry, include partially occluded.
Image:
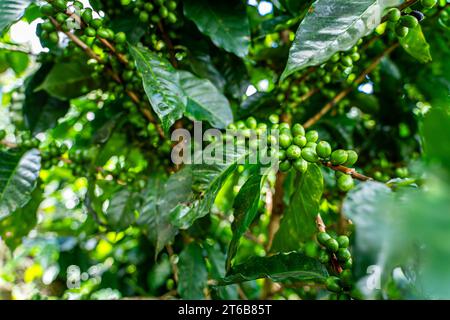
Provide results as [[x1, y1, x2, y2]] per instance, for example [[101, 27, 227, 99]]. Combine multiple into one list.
[[293, 158, 308, 173], [317, 232, 331, 245], [337, 248, 351, 262], [301, 148, 319, 163], [279, 160, 292, 172], [293, 135, 307, 147], [325, 238, 339, 253], [325, 276, 342, 293], [286, 145, 301, 160], [387, 8, 401, 22], [331, 149, 348, 165], [292, 123, 305, 136], [279, 134, 292, 148], [337, 175, 354, 192], [305, 130, 319, 142], [343, 150, 358, 166], [246, 117, 257, 129], [400, 15, 419, 28], [316, 141, 332, 158], [337, 235, 349, 248]]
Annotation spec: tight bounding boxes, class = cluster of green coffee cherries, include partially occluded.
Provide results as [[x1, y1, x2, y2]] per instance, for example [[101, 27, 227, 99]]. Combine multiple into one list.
[[317, 232, 354, 299], [387, 0, 437, 38], [120, 0, 178, 24]]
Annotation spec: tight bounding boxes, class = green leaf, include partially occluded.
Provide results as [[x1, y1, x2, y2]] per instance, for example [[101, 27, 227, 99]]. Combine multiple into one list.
[[105, 188, 139, 230], [422, 108, 450, 172], [399, 24, 432, 64], [178, 70, 233, 129], [137, 171, 193, 254], [272, 164, 324, 251], [178, 243, 208, 299], [170, 144, 252, 229], [0, 149, 41, 219], [129, 45, 187, 132], [0, 186, 42, 251], [0, 0, 33, 33], [226, 173, 265, 271], [183, 0, 250, 58], [281, 0, 402, 79], [23, 64, 70, 135], [220, 252, 328, 285], [36, 61, 98, 100], [6, 51, 29, 75]]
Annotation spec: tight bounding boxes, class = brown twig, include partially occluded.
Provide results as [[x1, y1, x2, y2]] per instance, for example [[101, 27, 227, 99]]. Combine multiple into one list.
[[316, 214, 343, 274], [303, 43, 399, 128], [321, 161, 373, 181]]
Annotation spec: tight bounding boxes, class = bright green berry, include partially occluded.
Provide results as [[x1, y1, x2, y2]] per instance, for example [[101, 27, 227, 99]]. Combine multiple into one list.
[[279, 160, 292, 172], [286, 145, 301, 160], [144, 3, 154, 11], [305, 130, 319, 142], [40, 4, 54, 15], [340, 269, 353, 286], [395, 167, 409, 178], [292, 123, 305, 136], [48, 32, 59, 44], [341, 56, 353, 67], [97, 28, 111, 39], [90, 19, 103, 29], [301, 148, 319, 163], [246, 117, 257, 129], [279, 134, 292, 148], [293, 158, 308, 173], [139, 11, 149, 22], [81, 8, 93, 23], [84, 27, 96, 37], [387, 8, 401, 22], [395, 25, 409, 37], [343, 150, 358, 166], [337, 248, 351, 262], [337, 235, 350, 248], [343, 258, 353, 269], [55, 12, 67, 23], [318, 250, 330, 264], [400, 15, 419, 28], [305, 142, 317, 149], [337, 175, 354, 192], [325, 276, 342, 293], [269, 114, 279, 124], [160, 6, 169, 18], [115, 32, 127, 43], [293, 135, 307, 147], [279, 123, 290, 131], [52, 0, 67, 11], [168, 1, 177, 10], [316, 141, 332, 158], [325, 238, 339, 253], [331, 149, 348, 165], [277, 149, 286, 161], [41, 21, 55, 32], [317, 232, 331, 246]]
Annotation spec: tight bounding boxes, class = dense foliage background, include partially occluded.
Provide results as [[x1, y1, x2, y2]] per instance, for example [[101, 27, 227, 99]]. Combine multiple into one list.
[[0, 0, 449, 300]]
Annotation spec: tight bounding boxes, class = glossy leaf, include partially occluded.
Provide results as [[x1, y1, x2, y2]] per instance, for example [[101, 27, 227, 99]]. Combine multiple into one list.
[[0, 186, 42, 250], [6, 51, 29, 75], [179, 71, 233, 129], [0, 149, 41, 219], [36, 61, 98, 100], [105, 188, 138, 230], [399, 24, 432, 64], [130, 45, 187, 132], [272, 164, 324, 251], [183, 0, 250, 58], [178, 243, 208, 299], [220, 251, 328, 285], [281, 0, 402, 79], [0, 0, 33, 33], [226, 173, 265, 271], [23, 64, 70, 135]]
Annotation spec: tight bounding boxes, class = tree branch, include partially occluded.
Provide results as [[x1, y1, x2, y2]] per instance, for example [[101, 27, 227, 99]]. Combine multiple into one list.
[[321, 161, 373, 181], [316, 214, 342, 274], [303, 43, 399, 128]]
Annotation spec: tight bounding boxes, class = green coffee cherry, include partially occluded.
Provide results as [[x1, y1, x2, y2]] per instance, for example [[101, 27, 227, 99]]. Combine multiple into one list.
[[343, 258, 353, 269], [52, 0, 67, 11], [337, 235, 349, 248], [40, 4, 54, 15], [337, 248, 351, 262], [304, 241, 319, 258], [293, 135, 307, 147], [139, 11, 149, 22], [343, 150, 358, 166], [81, 8, 93, 23], [279, 134, 292, 148], [286, 145, 301, 160], [167, 13, 178, 23], [421, 0, 437, 8], [341, 56, 353, 67], [160, 6, 169, 18], [305, 130, 319, 142], [318, 250, 330, 264], [305, 142, 317, 149], [91, 19, 103, 29], [73, 1, 83, 9], [301, 148, 319, 163], [41, 21, 55, 32], [144, 3, 155, 11], [350, 52, 360, 62], [316, 141, 332, 158], [168, 1, 177, 10], [246, 117, 257, 129], [48, 32, 59, 44], [235, 120, 246, 129], [400, 15, 419, 28], [337, 175, 354, 192], [151, 14, 161, 23], [293, 158, 308, 173], [279, 123, 290, 131], [325, 238, 339, 253], [331, 149, 348, 165], [395, 167, 409, 178], [269, 114, 279, 124], [279, 160, 292, 172], [280, 127, 291, 135], [317, 232, 331, 246], [55, 12, 68, 23], [97, 28, 111, 39], [292, 123, 305, 136], [115, 32, 127, 43], [395, 25, 409, 37], [277, 149, 286, 161], [387, 8, 401, 22], [84, 27, 96, 37], [325, 276, 342, 293], [340, 269, 353, 286]]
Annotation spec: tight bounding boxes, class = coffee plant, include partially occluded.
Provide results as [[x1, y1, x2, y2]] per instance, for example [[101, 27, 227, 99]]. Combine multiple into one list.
[[0, 0, 449, 301]]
